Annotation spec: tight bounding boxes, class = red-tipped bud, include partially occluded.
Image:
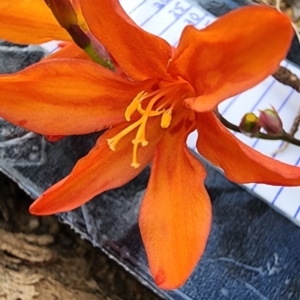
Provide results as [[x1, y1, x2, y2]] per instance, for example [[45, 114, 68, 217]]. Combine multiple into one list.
[[259, 106, 283, 135], [45, 0, 78, 29], [239, 113, 261, 137], [45, 135, 65, 142]]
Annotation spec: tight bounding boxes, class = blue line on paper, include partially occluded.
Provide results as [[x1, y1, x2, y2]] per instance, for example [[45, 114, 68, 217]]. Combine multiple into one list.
[[129, 0, 147, 14], [272, 141, 285, 158], [276, 88, 294, 111], [204, 18, 212, 26], [140, 11, 161, 26], [251, 140, 259, 149], [293, 206, 300, 219], [249, 79, 276, 112], [159, 5, 193, 36], [49, 46, 60, 54], [272, 187, 284, 204], [271, 156, 300, 204], [194, 13, 209, 26], [295, 155, 300, 175], [140, 4, 167, 26], [248, 61, 289, 114], [220, 94, 240, 115], [172, 13, 209, 47]]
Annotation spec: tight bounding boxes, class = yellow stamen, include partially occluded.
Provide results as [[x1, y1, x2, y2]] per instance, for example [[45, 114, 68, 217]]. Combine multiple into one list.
[[125, 91, 146, 121], [137, 104, 164, 116], [107, 80, 190, 168], [131, 139, 140, 169], [161, 108, 172, 128], [106, 120, 141, 150]]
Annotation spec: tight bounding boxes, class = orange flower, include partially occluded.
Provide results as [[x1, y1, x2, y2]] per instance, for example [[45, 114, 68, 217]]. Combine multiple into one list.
[[0, 0, 298, 289]]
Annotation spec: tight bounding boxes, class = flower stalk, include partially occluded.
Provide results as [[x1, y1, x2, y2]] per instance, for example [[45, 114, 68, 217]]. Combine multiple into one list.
[[216, 109, 300, 147]]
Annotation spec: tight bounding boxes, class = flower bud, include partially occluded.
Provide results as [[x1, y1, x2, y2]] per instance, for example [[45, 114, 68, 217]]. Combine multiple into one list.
[[259, 106, 283, 135], [45, 0, 78, 29], [68, 24, 90, 49], [239, 113, 261, 137]]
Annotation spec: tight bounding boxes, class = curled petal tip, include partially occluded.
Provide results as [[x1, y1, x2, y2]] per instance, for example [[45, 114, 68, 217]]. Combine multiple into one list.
[[29, 202, 50, 216]]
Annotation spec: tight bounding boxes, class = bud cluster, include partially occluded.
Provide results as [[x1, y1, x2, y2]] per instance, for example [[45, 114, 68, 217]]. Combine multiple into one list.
[[239, 106, 283, 137]]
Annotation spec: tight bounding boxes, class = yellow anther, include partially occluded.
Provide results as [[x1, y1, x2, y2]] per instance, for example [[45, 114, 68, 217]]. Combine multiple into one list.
[[131, 139, 141, 169], [131, 162, 140, 169], [161, 109, 172, 128], [125, 91, 146, 121], [106, 138, 116, 151], [132, 139, 148, 147]]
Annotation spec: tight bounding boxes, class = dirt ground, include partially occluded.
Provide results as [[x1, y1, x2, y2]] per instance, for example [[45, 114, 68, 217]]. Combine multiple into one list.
[[0, 173, 161, 300]]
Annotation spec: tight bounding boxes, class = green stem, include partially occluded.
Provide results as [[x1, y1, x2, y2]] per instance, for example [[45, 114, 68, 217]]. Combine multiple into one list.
[[83, 43, 114, 70]]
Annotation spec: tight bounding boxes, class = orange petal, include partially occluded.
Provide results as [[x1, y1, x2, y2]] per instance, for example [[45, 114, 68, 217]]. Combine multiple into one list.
[[0, 59, 155, 136], [139, 116, 212, 289], [45, 42, 92, 60], [80, 0, 171, 80], [0, 0, 71, 44], [168, 6, 293, 112], [29, 119, 164, 215], [197, 112, 300, 185]]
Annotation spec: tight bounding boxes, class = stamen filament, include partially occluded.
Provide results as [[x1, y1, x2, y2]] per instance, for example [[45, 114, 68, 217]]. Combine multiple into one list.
[[106, 120, 141, 150], [156, 98, 174, 112], [125, 91, 146, 121], [137, 104, 164, 116]]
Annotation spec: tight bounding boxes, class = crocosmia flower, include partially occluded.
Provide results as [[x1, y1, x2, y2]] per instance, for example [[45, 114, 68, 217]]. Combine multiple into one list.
[[0, 0, 298, 289]]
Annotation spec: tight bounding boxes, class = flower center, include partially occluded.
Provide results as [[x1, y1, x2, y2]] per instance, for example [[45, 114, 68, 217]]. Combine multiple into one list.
[[107, 79, 193, 168]]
